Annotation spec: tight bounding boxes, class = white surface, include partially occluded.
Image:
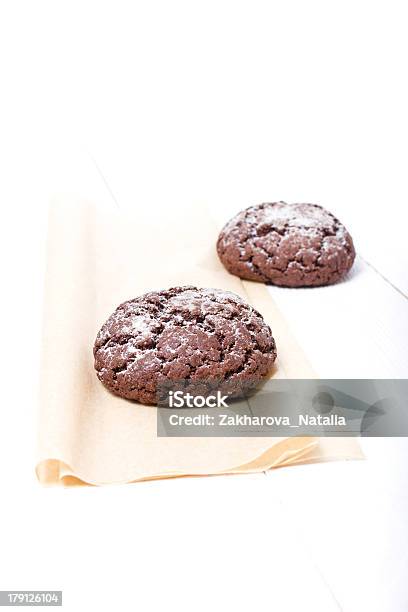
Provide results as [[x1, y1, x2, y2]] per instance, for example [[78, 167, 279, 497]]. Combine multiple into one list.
[[1, 1, 408, 611], [269, 258, 408, 379]]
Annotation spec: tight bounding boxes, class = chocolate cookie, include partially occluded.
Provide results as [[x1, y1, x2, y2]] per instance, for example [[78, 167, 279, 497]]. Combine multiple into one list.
[[217, 202, 355, 287], [93, 286, 277, 405]]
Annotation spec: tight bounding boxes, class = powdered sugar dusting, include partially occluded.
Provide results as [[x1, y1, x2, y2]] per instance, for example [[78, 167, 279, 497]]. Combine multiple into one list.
[[247, 202, 336, 231], [93, 286, 277, 404], [217, 202, 355, 287]]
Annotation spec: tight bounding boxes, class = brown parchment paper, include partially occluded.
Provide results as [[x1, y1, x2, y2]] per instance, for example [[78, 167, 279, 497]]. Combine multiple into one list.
[[36, 199, 362, 486]]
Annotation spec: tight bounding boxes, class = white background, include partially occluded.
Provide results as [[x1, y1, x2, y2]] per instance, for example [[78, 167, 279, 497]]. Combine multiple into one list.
[[1, 1, 408, 611]]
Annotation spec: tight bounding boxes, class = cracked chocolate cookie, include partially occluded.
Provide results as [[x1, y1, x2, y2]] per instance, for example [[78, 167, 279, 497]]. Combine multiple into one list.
[[93, 286, 277, 405], [217, 202, 355, 287]]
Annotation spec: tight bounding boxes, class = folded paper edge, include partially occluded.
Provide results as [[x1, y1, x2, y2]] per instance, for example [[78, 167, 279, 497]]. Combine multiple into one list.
[[35, 437, 318, 487]]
